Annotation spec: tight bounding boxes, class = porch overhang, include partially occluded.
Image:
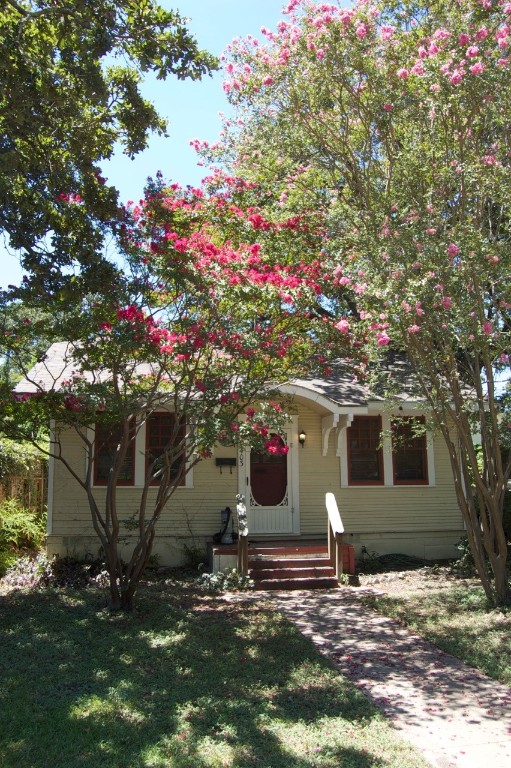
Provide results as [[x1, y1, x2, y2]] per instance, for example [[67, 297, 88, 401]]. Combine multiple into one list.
[[277, 383, 368, 457]]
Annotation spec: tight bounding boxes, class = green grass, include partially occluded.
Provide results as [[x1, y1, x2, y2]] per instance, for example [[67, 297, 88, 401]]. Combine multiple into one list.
[[361, 583, 511, 686], [0, 579, 429, 768]]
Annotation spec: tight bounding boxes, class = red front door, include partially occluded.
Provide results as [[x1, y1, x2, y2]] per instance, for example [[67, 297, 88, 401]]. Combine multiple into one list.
[[250, 435, 288, 506]]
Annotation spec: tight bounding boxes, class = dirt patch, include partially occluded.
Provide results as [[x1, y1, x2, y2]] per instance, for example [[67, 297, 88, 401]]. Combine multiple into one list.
[[358, 565, 479, 598]]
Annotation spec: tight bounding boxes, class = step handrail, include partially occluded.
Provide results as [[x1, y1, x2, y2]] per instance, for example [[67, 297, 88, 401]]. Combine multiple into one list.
[[326, 492, 345, 581]]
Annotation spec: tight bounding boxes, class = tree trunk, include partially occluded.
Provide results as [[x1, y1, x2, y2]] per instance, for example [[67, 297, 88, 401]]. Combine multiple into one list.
[[120, 586, 136, 612], [493, 556, 511, 606]]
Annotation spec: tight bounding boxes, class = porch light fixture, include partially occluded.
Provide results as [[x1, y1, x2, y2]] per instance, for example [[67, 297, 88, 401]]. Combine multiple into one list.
[[298, 430, 307, 447]]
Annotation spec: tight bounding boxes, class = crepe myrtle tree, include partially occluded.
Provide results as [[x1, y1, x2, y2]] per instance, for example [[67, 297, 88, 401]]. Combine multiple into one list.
[[204, 0, 511, 605], [5, 178, 325, 611]]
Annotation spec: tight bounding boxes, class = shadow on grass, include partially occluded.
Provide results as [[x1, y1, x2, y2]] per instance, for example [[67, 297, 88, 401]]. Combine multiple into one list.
[[0, 583, 421, 768], [362, 585, 511, 686]]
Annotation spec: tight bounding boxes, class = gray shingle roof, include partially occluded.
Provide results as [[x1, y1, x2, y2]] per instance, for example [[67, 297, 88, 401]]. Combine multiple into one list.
[[14, 343, 418, 407]]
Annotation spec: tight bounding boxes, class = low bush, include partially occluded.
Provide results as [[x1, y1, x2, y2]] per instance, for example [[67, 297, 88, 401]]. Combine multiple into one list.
[[0, 498, 46, 576], [199, 567, 254, 593], [1, 552, 108, 590]]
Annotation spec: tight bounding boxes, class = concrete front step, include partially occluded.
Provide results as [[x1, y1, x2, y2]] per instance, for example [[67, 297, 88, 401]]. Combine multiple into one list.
[[250, 556, 331, 570], [249, 544, 328, 557], [253, 576, 339, 591], [252, 566, 335, 580]]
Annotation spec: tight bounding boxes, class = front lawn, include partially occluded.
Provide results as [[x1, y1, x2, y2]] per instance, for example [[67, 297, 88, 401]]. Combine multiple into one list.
[[0, 578, 429, 768], [361, 578, 511, 686]]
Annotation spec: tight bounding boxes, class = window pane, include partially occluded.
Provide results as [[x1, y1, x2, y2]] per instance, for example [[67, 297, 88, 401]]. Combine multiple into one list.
[[146, 412, 185, 484], [94, 422, 134, 484], [348, 417, 382, 484], [393, 418, 427, 483]]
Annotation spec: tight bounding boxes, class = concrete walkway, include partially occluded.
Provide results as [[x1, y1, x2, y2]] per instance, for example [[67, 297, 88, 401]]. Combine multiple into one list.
[[229, 588, 511, 768]]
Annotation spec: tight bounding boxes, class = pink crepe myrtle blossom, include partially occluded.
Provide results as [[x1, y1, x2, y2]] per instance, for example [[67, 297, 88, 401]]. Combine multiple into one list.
[[432, 28, 450, 41], [466, 45, 480, 58], [356, 23, 369, 39], [335, 318, 350, 333], [483, 320, 493, 336], [441, 296, 453, 309], [376, 331, 391, 346], [380, 25, 395, 41], [397, 68, 409, 79], [56, 192, 83, 204], [411, 61, 425, 75], [447, 243, 460, 259], [64, 395, 82, 411], [407, 324, 421, 334], [265, 436, 289, 455], [470, 62, 485, 75]]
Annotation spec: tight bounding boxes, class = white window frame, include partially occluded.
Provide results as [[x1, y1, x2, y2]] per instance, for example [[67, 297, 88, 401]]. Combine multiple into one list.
[[88, 413, 193, 489], [340, 409, 435, 488]]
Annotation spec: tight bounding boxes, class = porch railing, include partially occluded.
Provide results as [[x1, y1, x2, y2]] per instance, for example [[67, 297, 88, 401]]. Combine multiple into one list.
[[326, 492, 344, 581], [236, 493, 249, 576]]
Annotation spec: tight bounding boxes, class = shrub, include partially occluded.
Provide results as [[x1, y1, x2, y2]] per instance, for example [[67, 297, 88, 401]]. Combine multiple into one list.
[[0, 498, 46, 575], [1, 552, 108, 590], [199, 567, 254, 593], [454, 537, 478, 577]]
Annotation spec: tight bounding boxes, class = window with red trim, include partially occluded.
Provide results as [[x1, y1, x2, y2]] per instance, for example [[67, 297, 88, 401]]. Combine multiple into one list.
[[392, 417, 428, 484], [347, 416, 383, 485], [94, 421, 135, 485], [146, 412, 186, 486]]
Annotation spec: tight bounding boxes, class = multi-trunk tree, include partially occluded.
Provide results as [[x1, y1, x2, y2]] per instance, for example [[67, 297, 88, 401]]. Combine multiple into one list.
[[4, 178, 325, 610], [204, 0, 511, 605]]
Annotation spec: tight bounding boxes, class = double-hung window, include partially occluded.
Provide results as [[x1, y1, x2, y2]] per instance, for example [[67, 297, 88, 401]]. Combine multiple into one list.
[[146, 412, 186, 486], [392, 416, 428, 485], [94, 421, 135, 485], [347, 415, 383, 485]]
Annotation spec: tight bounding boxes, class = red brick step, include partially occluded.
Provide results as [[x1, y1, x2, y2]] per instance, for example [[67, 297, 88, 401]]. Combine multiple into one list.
[[248, 543, 354, 591]]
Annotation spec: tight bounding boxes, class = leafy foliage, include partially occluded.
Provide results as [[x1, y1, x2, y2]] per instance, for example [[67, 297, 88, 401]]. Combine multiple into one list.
[[0, 438, 44, 479], [5, 177, 324, 610], [207, 0, 511, 605], [0, 0, 217, 287], [0, 498, 45, 575], [199, 567, 254, 593]]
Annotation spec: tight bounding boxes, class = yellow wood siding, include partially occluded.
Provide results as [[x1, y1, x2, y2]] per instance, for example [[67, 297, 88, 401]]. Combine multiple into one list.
[[49, 403, 463, 564], [50, 437, 237, 540]]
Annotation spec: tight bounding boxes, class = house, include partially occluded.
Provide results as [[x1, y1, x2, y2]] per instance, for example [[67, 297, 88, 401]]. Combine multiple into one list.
[[15, 343, 464, 569]]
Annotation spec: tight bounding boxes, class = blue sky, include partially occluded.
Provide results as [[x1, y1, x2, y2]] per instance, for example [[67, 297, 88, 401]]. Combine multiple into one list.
[[2, 0, 288, 288]]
